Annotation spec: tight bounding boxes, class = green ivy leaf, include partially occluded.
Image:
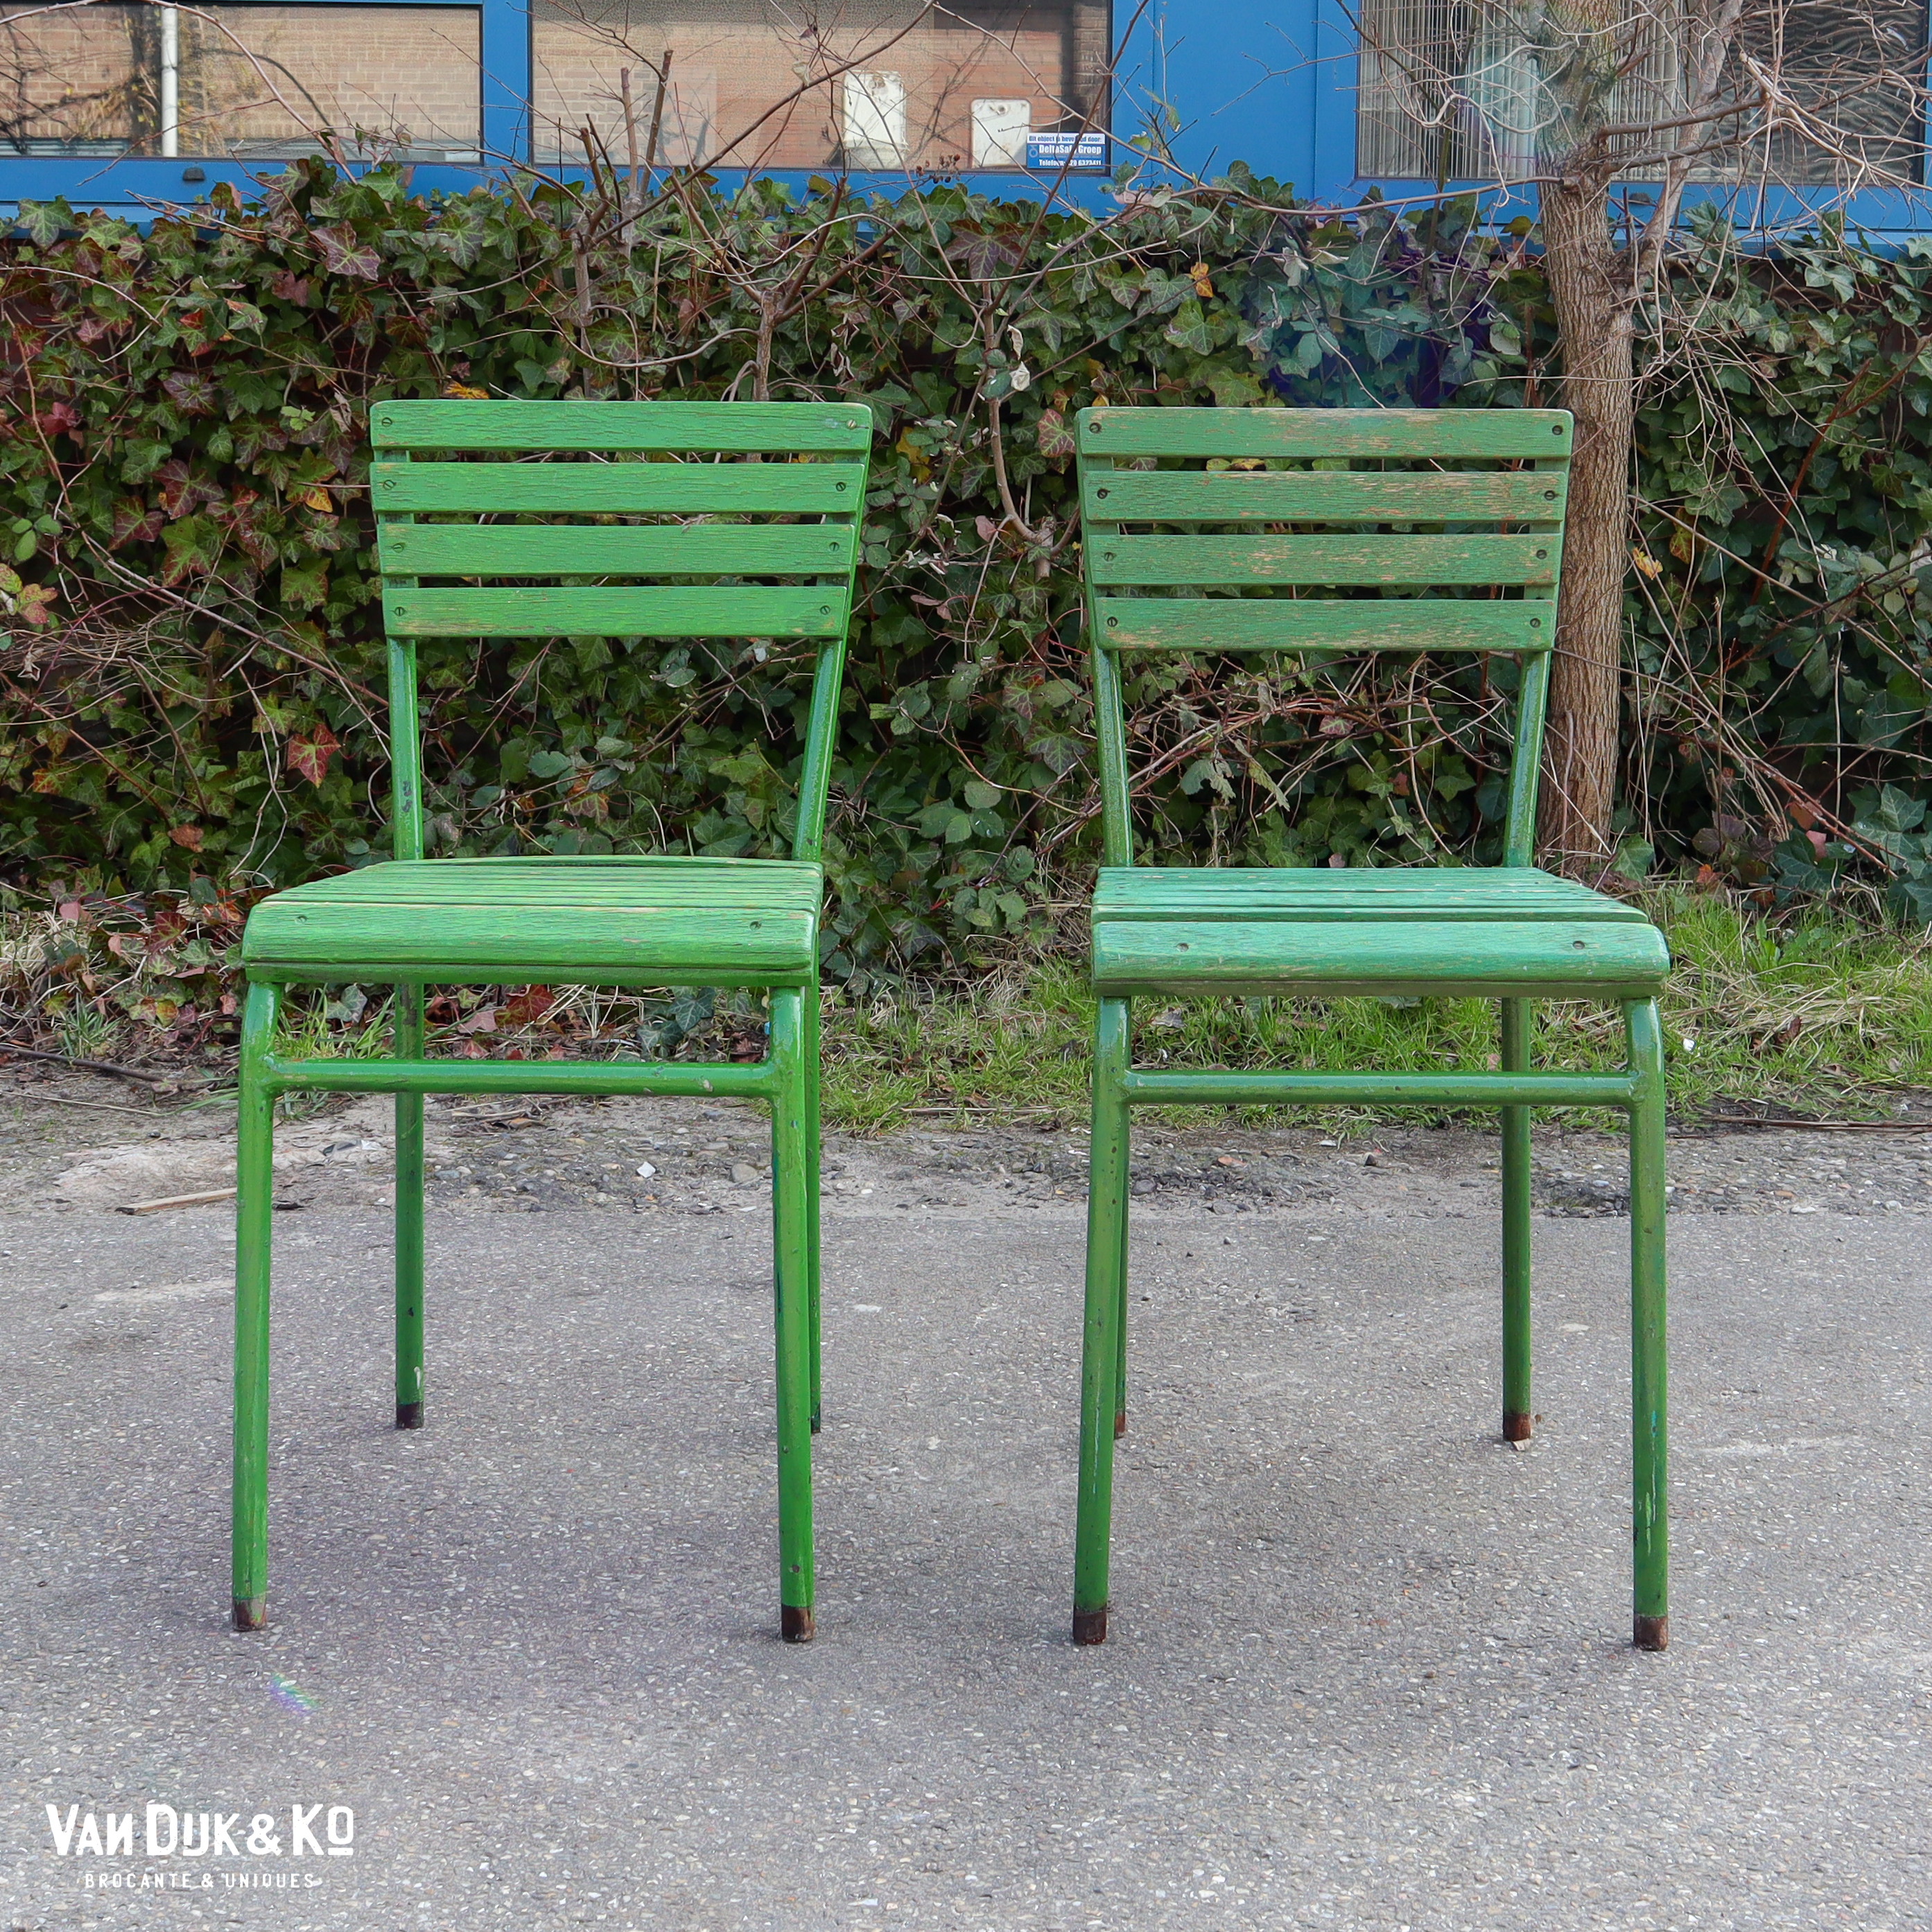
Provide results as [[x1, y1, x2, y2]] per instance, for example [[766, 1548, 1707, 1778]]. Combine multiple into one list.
[[1035, 408, 1076, 459], [1163, 299, 1216, 357], [279, 559, 329, 611]]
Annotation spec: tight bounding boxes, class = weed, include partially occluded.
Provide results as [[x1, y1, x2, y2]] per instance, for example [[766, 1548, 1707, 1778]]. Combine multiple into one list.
[[55, 997, 124, 1065]]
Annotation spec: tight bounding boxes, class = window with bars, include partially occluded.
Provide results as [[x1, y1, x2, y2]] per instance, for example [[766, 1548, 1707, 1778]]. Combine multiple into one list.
[[1355, 0, 1929, 186]]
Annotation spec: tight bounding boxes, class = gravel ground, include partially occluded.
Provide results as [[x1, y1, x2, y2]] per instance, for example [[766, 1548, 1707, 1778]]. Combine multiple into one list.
[[2, 1063, 1930, 1931], [7, 1059, 1932, 1227]]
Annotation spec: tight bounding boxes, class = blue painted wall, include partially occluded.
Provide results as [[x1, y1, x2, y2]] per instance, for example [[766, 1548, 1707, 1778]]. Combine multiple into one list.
[[3, 0, 1926, 233]]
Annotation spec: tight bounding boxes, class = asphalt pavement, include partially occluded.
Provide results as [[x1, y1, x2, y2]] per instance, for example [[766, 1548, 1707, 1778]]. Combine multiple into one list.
[[2, 1149, 1929, 1931]]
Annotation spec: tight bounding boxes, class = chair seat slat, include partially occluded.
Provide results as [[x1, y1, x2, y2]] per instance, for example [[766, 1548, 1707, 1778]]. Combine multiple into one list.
[[1083, 470, 1567, 523], [1092, 864, 1650, 923], [371, 462, 866, 515], [1077, 406, 1573, 461], [383, 586, 848, 638], [372, 399, 872, 451], [1091, 533, 1558, 587], [245, 906, 818, 986], [245, 860, 823, 984], [1095, 597, 1556, 652], [378, 523, 857, 578], [279, 857, 821, 911], [1090, 916, 1669, 996]]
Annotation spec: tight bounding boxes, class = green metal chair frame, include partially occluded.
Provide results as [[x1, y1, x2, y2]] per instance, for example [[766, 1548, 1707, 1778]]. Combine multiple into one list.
[[1068, 406, 1672, 1652], [231, 399, 871, 1644]]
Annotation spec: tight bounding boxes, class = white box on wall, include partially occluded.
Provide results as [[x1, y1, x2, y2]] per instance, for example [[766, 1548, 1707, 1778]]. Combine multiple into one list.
[[971, 98, 1032, 166], [842, 71, 907, 168]]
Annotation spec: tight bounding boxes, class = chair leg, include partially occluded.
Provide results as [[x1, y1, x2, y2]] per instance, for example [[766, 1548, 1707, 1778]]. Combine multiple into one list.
[[232, 981, 279, 1633], [394, 986, 426, 1430], [769, 989, 817, 1642], [1626, 998, 1670, 1651], [1113, 1165, 1131, 1439], [1500, 998, 1533, 1442], [803, 986, 822, 1436], [1113, 994, 1131, 1437], [1074, 998, 1131, 1646]]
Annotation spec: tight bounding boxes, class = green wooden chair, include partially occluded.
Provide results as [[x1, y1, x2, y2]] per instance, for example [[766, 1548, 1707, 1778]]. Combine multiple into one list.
[[1068, 406, 1672, 1652], [230, 398, 871, 1644]]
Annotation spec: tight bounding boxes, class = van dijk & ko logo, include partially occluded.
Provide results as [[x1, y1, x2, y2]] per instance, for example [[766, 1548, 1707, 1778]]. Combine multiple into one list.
[[44, 1802, 356, 1892]]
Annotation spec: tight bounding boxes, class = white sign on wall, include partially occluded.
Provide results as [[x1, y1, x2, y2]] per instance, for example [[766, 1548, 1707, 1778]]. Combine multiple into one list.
[[842, 72, 907, 168], [971, 98, 1032, 167]]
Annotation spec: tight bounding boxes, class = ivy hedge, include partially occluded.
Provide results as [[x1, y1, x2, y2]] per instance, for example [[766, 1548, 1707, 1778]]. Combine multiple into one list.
[[2, 163, 1931, 993]]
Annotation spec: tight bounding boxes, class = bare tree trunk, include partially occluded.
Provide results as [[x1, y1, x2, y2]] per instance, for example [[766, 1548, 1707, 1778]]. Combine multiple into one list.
[[1538, 170, 1634, 873]]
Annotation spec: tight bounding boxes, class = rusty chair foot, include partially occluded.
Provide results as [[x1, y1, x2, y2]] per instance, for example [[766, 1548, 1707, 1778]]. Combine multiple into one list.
[[1634, 1613, 1669, 1651], [781, 1604, 815, 1644], [232, 1596, 266, 1633], [1072, 1606, 1108, 1646], [1113, 1410, 1126, 1440], [396, 1400, 423, 1430], [1503, 1411, 1532, 1443]]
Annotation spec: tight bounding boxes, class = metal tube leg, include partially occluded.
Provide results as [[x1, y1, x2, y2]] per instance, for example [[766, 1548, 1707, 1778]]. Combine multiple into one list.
[[232, 980, 279, 1633], [394, 986, 426, 1429], [1113, 995, 1131, 1438], [1500, 998, 1533, 1442], [1626, 998, 1670, 1651], [769, 989, 817, 1642], [803, 986, 822, 1436], [1073, 998, 1131, 1645]]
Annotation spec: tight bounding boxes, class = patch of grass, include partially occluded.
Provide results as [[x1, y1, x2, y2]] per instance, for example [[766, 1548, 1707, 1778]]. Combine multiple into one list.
[[1648, 889, 1932, 1112], [821, 961, 1097, 1133], [271, 995, 398, 1064], [264, 993, 403, 1120], [55, 997, 125, 1065], [818, 890, 1932, 1134]]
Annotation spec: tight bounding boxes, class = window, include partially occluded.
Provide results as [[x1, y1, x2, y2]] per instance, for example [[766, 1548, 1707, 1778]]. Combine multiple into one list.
[[530, 0, 1111, 172], [1354, 0, 1929, 186], [0, 2, 481, 160]]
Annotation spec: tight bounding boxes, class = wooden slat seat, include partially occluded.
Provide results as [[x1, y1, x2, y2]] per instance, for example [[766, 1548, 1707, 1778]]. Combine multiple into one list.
[[1091, 866, 1669, 998], [243, 856, 823, 988]]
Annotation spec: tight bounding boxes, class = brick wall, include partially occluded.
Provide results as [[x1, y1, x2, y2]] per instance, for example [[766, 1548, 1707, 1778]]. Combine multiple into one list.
[[0, 5, 143, 148], [177, 6, 480, 155]]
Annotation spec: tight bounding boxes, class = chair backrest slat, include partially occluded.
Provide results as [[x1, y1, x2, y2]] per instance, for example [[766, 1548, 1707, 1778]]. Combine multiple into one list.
[[371, 399, 872, 453], [1095, 597, 1555, 654], [1074, 405, 1572, 869], [1091, 534, 1558, 591], [385, 586, 848, 639], [372, 461, 866, 516], [1082, 469, 1566, 524], [1081, 406, 1572, 461], [380, 522, 857, 578], [374, 398, 871, 869]]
